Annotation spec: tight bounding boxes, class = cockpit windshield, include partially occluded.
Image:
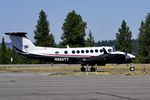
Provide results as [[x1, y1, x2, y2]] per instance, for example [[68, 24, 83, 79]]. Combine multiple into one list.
[[112, 47, 116, 52]]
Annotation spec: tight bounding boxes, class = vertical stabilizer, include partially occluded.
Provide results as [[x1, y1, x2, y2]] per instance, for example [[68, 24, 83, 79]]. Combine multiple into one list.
[[5, 32, 36, 53]]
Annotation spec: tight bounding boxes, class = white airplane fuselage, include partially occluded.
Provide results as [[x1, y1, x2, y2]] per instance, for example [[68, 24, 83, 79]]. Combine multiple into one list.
[[5, 32, 135, 71]]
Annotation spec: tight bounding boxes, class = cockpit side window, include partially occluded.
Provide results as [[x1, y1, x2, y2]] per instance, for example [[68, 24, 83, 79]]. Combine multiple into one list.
[[108, 49, 112, 53], [112, 48, 115, 52]]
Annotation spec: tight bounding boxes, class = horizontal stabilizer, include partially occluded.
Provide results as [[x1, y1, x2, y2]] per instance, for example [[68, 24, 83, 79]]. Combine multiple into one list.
[[5, 32, 27, 37]]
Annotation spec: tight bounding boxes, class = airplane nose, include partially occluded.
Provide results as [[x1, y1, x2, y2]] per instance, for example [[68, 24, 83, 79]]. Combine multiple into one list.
[[127, 53, 135, 59]]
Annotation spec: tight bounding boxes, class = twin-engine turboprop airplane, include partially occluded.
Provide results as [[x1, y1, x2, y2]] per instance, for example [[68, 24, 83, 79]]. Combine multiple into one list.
[[5, 32, 135, 72]]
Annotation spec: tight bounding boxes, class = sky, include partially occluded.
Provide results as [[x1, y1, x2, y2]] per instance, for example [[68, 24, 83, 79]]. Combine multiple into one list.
[[0, 0, 150, 43]]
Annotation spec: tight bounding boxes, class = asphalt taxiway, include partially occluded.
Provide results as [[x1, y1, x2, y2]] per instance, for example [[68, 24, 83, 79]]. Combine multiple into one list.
[[0, 73, 150, 100]]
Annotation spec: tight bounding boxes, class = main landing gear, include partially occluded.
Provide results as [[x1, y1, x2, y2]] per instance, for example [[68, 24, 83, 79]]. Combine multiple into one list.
[[80, 66, 86, 72], [80, 64, 97, 72]]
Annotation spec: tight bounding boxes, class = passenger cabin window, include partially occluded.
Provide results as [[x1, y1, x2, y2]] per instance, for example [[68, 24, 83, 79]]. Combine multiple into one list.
[[81, 50, 84, 53], [90, 50, 93, 53], [72, 50, 75, 54], [86, 50, 89, 53], [95, 49, 98, 53], [64, 51, 68, 54], [100, 49, 103, 53], [77, 50, 80, 54], [55, 51, 59, 54]]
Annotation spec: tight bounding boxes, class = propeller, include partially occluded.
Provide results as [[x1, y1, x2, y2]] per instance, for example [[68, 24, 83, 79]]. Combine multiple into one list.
[[125, 52, 128, 63]]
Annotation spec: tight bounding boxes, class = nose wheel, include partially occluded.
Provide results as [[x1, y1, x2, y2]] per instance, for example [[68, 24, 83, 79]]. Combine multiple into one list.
[[129, 64, 135, 71], [130, 67, 135, 71]]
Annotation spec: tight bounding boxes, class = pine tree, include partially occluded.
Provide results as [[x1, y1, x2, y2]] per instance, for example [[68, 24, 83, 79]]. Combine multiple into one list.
[[95, 40, 115, 46], [138, 13, 150, 63], [86, 30, 95, 47], [34, 10, 55, 47], [115, 20, 132, 53], [61, 10, 87, 47], [0, 37, 9, 64], [49, 33, 56, 47]]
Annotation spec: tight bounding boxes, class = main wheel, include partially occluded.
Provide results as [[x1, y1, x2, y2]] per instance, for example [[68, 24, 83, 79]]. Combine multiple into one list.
[[90, 67, 96, 72], [81, 67, 86, 72], [130, 67, 135, 71]]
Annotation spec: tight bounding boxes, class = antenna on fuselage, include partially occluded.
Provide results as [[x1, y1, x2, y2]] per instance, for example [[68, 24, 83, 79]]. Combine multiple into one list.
[[66, 45, 70, 48]]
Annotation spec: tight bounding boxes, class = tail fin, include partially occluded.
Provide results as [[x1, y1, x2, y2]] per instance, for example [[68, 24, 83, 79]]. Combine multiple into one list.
[[5, 32, 36, 54]]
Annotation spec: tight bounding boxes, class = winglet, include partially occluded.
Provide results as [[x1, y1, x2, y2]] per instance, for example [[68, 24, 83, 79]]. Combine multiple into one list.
[[66, 45, 70, 48]]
